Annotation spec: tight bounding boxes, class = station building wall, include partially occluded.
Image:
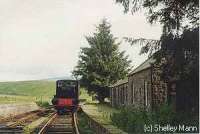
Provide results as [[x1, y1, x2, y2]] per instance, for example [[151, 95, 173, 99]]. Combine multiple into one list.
[[110, 81, 128, 107], [109, 59, 168, 111], [127, 68, 152, 109]]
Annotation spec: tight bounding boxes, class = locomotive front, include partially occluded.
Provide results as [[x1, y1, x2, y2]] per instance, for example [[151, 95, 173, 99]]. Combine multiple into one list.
[[52, 80, 79, 114]]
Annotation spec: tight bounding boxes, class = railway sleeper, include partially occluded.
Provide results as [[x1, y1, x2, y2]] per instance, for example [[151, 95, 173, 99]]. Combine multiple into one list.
[[47, 132, 73, 134], [53, 121, 72, 123], [47, 127, 73, 132], [0, 127, 23, 133], [49, 124, 72, 128], [0, 131, 22, 134]]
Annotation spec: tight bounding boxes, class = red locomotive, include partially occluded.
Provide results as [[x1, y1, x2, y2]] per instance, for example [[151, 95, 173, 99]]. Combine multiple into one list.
[[51, 80, 79, 114]]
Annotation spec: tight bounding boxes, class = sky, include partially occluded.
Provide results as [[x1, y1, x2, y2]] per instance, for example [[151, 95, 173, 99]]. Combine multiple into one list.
[[0, 0, 162, 81]]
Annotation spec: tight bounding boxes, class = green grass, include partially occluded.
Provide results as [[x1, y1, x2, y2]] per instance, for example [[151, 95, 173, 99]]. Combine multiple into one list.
[[82, 103, 119, 123], [79, 88, 97, 104], [0, 81, 95, 104], [79, 88, 118, 122], [0, 80, 56, 104], [79, 88, 127, 134], [0, 95, 35, 104], [0, 81, 100, 105]]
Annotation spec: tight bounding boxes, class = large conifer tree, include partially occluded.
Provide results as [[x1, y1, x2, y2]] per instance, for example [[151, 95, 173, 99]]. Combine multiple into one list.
[[73, 19, 131, 102]]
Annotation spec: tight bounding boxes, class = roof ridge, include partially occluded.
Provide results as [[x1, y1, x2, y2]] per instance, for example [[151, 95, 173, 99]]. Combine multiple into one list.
[[128, 57, 155, 76]]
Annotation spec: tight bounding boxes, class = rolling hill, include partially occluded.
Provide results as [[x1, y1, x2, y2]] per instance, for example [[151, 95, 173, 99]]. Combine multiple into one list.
[[0, 80, 56, 104]]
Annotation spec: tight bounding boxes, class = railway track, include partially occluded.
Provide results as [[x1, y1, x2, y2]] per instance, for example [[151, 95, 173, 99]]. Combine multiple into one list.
[[0, 110, 43, 124], [38, 112, 79, 134], [0, 109, 52, 133]]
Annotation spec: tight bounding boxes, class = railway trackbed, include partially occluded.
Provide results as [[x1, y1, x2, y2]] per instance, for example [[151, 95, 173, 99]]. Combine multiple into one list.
[[0, 109, 53, 133], [38, 112, 79, 134]]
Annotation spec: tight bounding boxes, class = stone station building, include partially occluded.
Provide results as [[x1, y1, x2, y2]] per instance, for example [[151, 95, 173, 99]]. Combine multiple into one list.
[[110, 58, 168, 110]]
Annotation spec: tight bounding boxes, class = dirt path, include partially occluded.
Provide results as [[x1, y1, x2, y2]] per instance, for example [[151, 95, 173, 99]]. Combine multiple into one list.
[[0, 102, 39, 118]]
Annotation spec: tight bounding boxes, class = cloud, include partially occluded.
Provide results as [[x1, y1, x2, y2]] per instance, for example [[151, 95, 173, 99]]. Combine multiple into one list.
[[0, 0, 161, 81]]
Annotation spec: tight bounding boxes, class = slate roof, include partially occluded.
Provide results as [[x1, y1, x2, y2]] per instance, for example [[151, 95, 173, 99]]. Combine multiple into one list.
[[128, 57, 155, 76], [109, 78, 128, 88]]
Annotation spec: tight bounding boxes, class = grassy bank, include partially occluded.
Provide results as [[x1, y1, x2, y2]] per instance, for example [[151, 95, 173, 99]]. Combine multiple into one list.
[[0, 81, 95, 104], [0, 95, 36, 104], [78, 111, 95, 134], [0, 80, 55, 104]]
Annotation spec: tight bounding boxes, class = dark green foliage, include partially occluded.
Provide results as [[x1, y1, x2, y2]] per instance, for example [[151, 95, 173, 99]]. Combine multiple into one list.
[[118, 0, 199, 57], [111, 106, 153, 133], [158, 27, 199, 81], [123, 37, 160, 56], [116, 0, 199, 33], [35, 100, 50, 108], [73, 19, 131, 102], [153, 104, 175, 125], [157, 27, 199, 113], [116, 0, 199, 114], [111, 104, 199, 133]]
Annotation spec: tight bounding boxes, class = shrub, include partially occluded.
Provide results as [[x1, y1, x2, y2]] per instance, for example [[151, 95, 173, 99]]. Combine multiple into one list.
[[111, 106, 150, 133], [35, 100, 50, 108], [153, 104, 176, 125], [111, 104, 199, 133]]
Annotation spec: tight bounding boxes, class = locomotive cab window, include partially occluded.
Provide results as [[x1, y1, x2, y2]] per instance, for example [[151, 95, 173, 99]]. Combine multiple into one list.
[[56, 81, 77, 98]]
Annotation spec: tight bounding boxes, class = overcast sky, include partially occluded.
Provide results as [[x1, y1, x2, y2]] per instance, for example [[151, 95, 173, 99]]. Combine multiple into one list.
[[0, 0, 162, 81]]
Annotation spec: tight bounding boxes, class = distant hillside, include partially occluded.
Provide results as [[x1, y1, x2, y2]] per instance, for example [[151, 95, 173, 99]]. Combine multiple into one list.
[[44, 76, 73, 81], [0, 80, 56, 99]]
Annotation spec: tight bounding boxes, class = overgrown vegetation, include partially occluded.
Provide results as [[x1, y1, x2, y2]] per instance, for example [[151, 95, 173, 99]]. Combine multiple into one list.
[[35, 100, 50, 108], [78, 112, 95, 134], [111, 104, 199, 133], [79, 88, 97, 104], [73, 19, 131, 103], [89, 103, 118, 123]]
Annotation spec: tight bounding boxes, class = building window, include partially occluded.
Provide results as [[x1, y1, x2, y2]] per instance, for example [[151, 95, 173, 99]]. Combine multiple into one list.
[[119, 87, 121, 105], [118, 87, 120, 105], [144, 81, 148, 107], [113, 88, 116, 106], [132, 83, 134, 104], [122, 85, 124, 104], [110, 88, 112, 105], [124, 84, 126, 103], [124, 84, 126, 104], [184, 50, 192, 60]]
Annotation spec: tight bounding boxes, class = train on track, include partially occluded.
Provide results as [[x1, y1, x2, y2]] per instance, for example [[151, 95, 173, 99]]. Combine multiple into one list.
[[51, 80, 79, 114]]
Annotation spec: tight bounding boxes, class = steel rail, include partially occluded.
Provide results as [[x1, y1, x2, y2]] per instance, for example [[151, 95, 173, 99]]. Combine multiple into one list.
[[38, 112, 57, 134], [0, 110, 48, 134], [38, 112, 80, 134], [72, 113, 80, 134]]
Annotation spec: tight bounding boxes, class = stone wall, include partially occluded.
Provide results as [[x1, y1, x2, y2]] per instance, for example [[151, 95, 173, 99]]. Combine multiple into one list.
[[110, 63, 168, 110], [82, 109, 127, 134], [151, 66, 168, 108], [81, 104, 128, 134], [110, 82, 128, 107], [128, 68, 152, 109]]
